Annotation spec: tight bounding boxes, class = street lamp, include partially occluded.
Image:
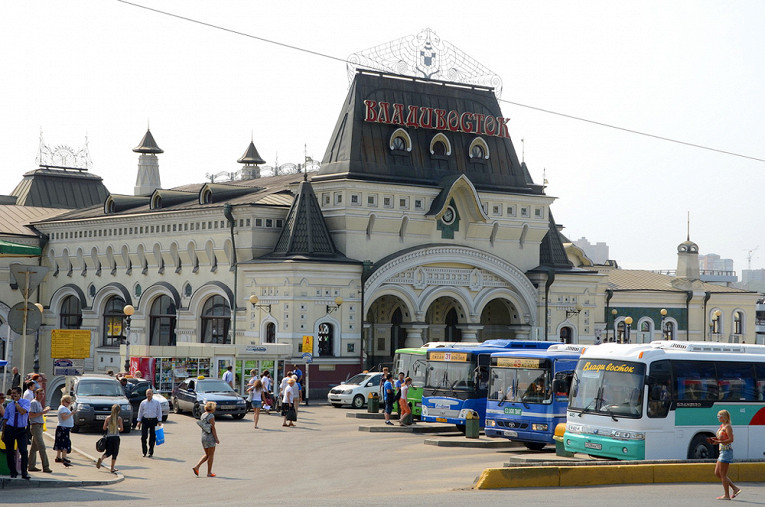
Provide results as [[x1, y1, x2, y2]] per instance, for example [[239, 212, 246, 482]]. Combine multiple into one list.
[[624, 316, 633, 344], [566, 303, 584, 319], [660, 309, 668, 340], [33, 303, 43, 373], [123, 304, 135, 372], [711, 309, 721, 341], [611, 309, 617, 342], [249, 294, 271, 313], [326, 296, 343, 314]]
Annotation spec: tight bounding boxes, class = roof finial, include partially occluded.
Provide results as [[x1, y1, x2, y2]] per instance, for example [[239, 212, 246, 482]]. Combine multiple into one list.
[[521, 138, 525, 163], [687, 211, 690, 241]]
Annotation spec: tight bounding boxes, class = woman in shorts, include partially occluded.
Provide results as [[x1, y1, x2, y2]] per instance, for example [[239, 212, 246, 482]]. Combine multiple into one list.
[[247, 378, 264, 428], [53, 395, 75, 467], [711, 409, 741, 500]]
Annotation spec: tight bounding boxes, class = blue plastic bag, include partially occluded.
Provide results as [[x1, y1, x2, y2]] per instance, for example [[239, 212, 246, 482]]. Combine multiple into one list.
[[155, 426, 165, 446]]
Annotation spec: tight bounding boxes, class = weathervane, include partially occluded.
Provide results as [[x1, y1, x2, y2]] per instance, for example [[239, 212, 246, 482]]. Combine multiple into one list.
[[347, 28, 503, 98], [35, 130, 92, 171]]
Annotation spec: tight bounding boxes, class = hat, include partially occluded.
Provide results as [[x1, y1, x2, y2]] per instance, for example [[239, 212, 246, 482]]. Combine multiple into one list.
[[31, 374, 40, 379]]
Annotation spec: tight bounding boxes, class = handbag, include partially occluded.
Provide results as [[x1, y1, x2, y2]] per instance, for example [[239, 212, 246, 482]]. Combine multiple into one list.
[[286, 407, 297, 421], [196, 416, 212, 433], [155, 426, 165, 446], [96, 435, 107, 453]]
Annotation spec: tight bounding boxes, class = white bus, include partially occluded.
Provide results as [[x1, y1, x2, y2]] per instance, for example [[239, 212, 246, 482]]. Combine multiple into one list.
[[564, 341, 765, 460]]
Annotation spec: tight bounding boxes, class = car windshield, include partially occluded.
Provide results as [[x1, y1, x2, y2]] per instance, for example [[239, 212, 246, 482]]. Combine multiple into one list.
[[344, 374, 370, 385], [77, 380, 124, 397], [569, 359, 645, 417], [196, 380, 236, 393]]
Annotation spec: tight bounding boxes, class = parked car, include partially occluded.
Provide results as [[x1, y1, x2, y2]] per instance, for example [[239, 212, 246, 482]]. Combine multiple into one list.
[[327, 372, 383, 409], [70, 375, 132, 433], [123, 378, 170, 427], [172, 378, 247, 419]]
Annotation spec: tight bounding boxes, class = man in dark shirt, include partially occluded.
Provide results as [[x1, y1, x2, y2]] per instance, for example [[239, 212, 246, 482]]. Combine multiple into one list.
[[11, 367, 20, 390], [2, 387, 31, 479]]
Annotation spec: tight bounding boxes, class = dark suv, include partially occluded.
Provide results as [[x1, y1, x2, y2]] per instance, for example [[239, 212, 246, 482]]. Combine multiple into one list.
[[172, 378, 247, 419], [124, 378, 170, 428]]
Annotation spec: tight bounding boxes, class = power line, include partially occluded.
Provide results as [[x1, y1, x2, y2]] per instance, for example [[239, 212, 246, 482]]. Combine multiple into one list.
[[117, 0, 765, 164]]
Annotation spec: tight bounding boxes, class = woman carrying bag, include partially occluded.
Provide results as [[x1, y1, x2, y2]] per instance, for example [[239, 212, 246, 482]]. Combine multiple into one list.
[[96, 404, 123, 473], [192, 401, 220, 477], [281, 378, 296, 427]]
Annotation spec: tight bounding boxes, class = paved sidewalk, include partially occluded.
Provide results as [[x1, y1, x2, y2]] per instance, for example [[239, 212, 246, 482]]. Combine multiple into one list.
[[0, 419, 123, 489]]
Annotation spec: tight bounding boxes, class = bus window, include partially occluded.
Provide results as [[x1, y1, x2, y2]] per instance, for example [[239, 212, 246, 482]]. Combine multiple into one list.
[[717, 362, 755, 401], [647, 360, 672, 418], [411, 359, 427, 386], [756, 364, 765, 401], [673, 361, 718, 401]]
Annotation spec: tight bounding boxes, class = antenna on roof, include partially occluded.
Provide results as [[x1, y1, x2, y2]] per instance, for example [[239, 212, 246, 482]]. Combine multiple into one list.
[[687, 211, 690, 241], [521, 138, 525, 163]]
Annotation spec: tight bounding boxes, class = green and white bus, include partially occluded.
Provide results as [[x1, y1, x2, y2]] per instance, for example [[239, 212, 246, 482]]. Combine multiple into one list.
[[564, 341, 765, 460]]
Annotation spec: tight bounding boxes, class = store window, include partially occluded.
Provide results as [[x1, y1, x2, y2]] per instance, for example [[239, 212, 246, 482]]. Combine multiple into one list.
[[150, 295, 177, 346], [60, 295, 82, 329], [200, 295, 231, 344], [103, 296, 127, 347], [318, 322, 335, 357]]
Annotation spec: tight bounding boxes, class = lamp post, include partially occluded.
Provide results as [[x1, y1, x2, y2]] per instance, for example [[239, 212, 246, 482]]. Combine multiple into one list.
[[326, 296, 343, 314], [711, 309, 721, 341], [624, 316, 633, 344], [123, 304, 135, 373], [565, 303, 583, 319], [660, 308, 668, 340], [611, 309, 617, 342], [33, 303, 43, 373]]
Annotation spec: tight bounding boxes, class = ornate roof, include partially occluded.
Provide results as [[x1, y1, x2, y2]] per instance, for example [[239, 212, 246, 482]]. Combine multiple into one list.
[[538, 213, 574, 270], [237, 141, 266, 165], [133, 129, 163, 154], [10, 167, 109, 209]]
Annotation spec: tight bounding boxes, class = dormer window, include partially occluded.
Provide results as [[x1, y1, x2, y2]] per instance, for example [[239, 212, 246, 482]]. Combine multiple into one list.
[[392, 137, 406, 151], [389, 128, 412, 154], [201, 189, 213, 204], [433, 142, 446, 156], [429, 133, 451, 160], [151, 195, 163, 209], [468, 137, 490, 161]]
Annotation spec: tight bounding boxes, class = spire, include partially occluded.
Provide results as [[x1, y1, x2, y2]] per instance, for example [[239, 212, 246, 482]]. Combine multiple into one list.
[[237, 140, 266, 165], [133, 129, 163, 154]]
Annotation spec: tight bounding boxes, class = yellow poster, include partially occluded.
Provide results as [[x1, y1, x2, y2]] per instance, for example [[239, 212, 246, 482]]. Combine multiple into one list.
[[430, 351, 468, 362], [302, 335, 313, 354], [51, 329, 92, 359]]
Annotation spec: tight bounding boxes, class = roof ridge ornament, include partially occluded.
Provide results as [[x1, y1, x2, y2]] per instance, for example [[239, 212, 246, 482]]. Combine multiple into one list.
[[347, 28, 503, 98], [35, 130, 92, 171]]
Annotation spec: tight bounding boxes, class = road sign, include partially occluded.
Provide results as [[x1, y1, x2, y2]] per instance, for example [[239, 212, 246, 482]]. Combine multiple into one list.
[[51, 329, 92, 359], [302, 352, 313, 364], [8, 302, 42, 334], [302, 335, 313, 354], [9, 264, 49, 298]]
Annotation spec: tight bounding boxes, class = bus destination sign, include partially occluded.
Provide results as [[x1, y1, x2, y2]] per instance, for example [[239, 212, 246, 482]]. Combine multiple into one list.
[[496, 358, 541, 368], [430, 352, 468, 362]]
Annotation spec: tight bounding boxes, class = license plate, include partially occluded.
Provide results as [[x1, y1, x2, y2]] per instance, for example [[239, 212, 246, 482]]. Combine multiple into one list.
[[221, 405, 235, 410], [584, 442, 602, 450], [504, 430, 518, 437], [95, 415, 108, 420], [436, 417, 447, 422]]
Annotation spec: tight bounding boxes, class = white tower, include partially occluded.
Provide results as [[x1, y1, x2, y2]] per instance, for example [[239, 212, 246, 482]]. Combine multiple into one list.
[[133, 129, 163, 196]]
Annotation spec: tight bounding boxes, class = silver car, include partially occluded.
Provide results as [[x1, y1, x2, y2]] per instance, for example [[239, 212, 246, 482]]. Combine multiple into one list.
[[70, 375, 133, 433]]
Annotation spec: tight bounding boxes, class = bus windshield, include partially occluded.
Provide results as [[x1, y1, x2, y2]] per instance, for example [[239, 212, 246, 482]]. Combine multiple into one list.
[[570, 359, 645, 417], [489, 367, 551, 404], [426, 361, 475, 391], [394, 353, 428, 386]]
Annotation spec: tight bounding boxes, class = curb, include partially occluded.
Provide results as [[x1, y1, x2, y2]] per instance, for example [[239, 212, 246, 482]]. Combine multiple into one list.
[[346, 412, 386, 419], [473, 461, 765, 489], [358, 424, 458, 434], [424, 437, 520, 448]]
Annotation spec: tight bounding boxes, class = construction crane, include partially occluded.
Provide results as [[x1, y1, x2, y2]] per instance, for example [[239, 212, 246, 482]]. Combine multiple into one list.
[[747, 246, 759, 270]]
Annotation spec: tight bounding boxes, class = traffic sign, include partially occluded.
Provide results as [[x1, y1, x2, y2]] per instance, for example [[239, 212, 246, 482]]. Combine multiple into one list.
[[8, 302, 42, 334], [302, 335, 313, 354], [302, 352, 313, 364], [9, 264, 49, 298]]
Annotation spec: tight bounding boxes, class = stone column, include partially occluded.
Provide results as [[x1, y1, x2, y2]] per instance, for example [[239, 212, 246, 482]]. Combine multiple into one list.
[[401, 323, 429, 348], [456, 324, 484, 342]]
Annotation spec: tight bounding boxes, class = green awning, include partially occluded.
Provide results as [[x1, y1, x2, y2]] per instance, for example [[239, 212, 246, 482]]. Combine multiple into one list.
[[0, 239, 41, 256]]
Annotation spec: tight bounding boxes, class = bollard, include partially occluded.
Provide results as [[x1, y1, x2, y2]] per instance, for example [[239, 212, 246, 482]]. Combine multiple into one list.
[[368, 392, 379, 413], [553, 422, 575, 457], [465, 410, 480, 439]]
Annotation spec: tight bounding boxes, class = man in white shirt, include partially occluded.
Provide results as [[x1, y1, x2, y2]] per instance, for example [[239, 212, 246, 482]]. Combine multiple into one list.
[[136, 389, 163, 457], [23, 381, 35, 401], [222, 366, 234, 388]]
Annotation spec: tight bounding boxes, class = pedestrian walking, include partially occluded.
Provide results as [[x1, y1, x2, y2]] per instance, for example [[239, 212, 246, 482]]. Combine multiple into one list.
[[23, 381, 35, 401], [398, 377, 412, 426], [28, 388, 52, 473], [222, 365, 234, 389], [192, 401, 219, 478], [136, 389, 163, 457], [292, 375, 301, 416], [96, 404, 123, 473], [711, 409, 741, 500], [11, 367, 20, 390], [282, 378, 296, 427], [383, 373, 394, 425], [246, 379, 264, 428], [2, 387, 31, 478], [54, 395, 74, 468]]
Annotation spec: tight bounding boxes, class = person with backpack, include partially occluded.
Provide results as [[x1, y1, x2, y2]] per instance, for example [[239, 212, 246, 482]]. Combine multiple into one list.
[[383, 373, 395, 426]]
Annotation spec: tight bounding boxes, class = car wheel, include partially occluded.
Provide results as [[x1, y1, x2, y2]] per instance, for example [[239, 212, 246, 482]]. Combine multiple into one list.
[[331, 403, 343, 408], [71, 424, 80, 433], [524, 442, 546, 451], [192, 403, 203, 419], [232, 413, 246, 420], [173, 398, 183, 414], [352, 394, 365, 409], [162, 414, 168, 422], [688, 433, 717, 459]]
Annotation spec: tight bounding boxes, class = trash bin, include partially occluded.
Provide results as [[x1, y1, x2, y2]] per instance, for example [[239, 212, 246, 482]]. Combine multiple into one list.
[[465, 410, 480, 439], [553, 422, 575, 457], [368, 392, 379, 413]]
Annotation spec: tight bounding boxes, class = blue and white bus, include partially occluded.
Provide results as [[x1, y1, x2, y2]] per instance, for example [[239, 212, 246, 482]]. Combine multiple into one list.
[[421, 340, 554, 430], [484, 344, 586, 449]]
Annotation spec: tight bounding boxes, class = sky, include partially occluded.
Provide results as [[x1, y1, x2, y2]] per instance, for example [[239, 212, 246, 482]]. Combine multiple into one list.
[[1, 1, 763, 273]]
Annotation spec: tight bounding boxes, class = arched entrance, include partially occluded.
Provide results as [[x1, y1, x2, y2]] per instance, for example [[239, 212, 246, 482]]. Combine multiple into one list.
[[559, 326, 572, 344]]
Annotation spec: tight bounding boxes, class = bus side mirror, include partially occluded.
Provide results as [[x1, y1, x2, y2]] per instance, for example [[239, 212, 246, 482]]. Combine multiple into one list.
[[552, 379, 567, 394]]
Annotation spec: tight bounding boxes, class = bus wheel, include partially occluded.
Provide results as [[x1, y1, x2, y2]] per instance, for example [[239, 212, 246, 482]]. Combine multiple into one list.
[[688, 433, 716, 459], [524, 442, 546, 451]]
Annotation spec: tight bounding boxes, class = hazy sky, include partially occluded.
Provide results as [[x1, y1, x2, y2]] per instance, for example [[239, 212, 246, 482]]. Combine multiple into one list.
[[2, 1, 763, 273]]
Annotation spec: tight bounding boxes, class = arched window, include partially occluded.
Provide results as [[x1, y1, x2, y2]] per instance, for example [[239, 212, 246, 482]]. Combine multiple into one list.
[[389, 128, 412, 153], [468, 137, 490, 160], [734, 311, 743, 335], [432, 141, 447, 156], [103, 296, 127, 347], [265, 322, 276, 344], [150, 295, 176, 346], [61, 295, 82, 329], [318, 322, 334, 357], [663, 321, 675, 340], [471, 144, 485, 159], [392, 137, 406, 151], [200, 295, 230, 344]]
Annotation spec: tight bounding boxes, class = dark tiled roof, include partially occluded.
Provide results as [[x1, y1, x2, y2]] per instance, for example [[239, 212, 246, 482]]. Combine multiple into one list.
[[133, 129, 163, 154], [315, 71, 545, 195], [538, 213, 573, 269], [10, 167, 109, 209], [237, 141, 266, 165], [265, 180, 349, 261]]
